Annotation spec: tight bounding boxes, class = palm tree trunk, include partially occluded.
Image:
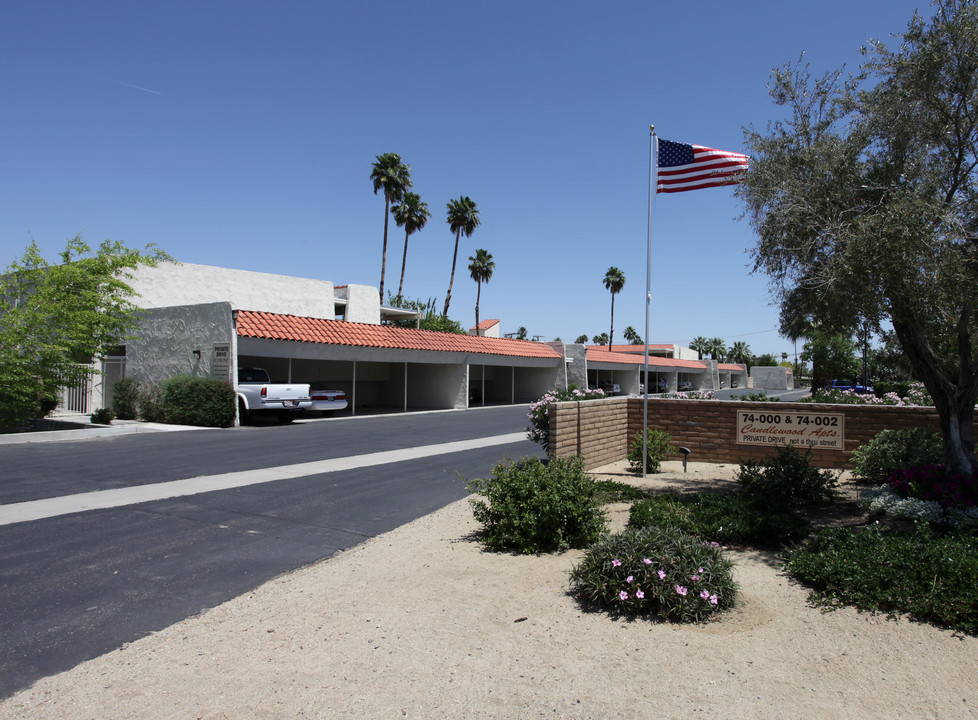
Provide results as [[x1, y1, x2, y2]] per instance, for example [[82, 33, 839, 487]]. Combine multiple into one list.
[[443, 230, 460, 317], [475, 279, 482, 335], [380, 196, 390, 302], [609, 294, 615, 347], [397, 229, 409, 304]]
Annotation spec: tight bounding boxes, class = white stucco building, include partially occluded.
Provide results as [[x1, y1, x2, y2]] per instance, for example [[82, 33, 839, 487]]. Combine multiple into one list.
[[57, 261, 750, 419]]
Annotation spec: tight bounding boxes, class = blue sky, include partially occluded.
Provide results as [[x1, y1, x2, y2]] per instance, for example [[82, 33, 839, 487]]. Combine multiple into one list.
[[1, 1, 932, 359]]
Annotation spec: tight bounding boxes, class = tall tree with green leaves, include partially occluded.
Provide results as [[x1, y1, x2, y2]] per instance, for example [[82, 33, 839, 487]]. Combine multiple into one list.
[[602, 267, 625, 347], [704, 337, 727, 360], [468, 248, 495, 336], [738, 0, 978, 472], [689, 336, 709, 359], [726, 341, 752, 365], [575, 334, 590, 344], [391, 191, 431, 304], [444, 196, 480, 317], [370, 153, 412, 302], [623, 326, 642, 344], [801, 331, 860, 390], [0, 236, 169, 429]]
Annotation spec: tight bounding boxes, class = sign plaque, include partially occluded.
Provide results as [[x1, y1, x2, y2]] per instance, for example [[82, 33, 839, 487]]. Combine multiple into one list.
[[737, 410, 844, 450]]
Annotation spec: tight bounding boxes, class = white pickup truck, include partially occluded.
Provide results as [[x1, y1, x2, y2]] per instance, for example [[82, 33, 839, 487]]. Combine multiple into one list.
[[236, 367, 311, 424]]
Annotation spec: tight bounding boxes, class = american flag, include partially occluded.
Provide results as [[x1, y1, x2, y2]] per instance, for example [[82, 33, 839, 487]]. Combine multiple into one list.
[[656, 139, 749, 193]]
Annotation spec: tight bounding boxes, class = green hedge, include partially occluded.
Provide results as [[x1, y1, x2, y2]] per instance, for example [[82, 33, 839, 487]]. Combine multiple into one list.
[[158, 375, 236, 428]]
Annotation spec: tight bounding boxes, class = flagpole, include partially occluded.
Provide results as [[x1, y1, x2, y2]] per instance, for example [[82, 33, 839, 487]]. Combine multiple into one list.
[[643, 125, 658, 478]]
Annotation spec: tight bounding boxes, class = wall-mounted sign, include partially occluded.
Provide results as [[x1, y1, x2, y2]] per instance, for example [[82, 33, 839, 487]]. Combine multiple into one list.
[[212, 342, 231, 382], [737, 410, 844, 450]]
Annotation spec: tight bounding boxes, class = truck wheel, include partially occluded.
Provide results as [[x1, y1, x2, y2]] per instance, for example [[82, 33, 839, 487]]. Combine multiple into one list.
[[278, 412, 295, 424], [238, 400, 251, 426]]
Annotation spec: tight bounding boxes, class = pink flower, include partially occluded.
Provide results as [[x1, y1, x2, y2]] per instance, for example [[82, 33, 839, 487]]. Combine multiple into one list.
[[657, 570, 666, 580], [690, 575, 701, 582], [619, 590, 629, 600], [626, 575, 634, 584], [709, 594, 718, 605], [698, 568, 704, 573], [700, 590, 711, 601], [636, 590, 645, 599], [612, 559, 622, 567], [643, 558, 652, 565], [675, 585, 688, 597]]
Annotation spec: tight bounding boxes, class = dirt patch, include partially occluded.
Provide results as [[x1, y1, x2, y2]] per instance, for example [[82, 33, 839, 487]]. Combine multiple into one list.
[[3, 461, 975, 720]]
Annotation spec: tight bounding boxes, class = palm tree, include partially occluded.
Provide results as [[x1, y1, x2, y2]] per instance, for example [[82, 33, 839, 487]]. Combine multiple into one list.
[[370, 153, 412, 302], [391, 192, 431, 304], [575, 334, 589, 344], [468, 249, 495, 335], [705, 337, 727, 360], [726, 341, 752, 365], [592, 332, 609, 345], [623, 326, 642, 345], [444, 196, 480, 317], [689, 336, 709, 360], [603, 267, 625, 347]]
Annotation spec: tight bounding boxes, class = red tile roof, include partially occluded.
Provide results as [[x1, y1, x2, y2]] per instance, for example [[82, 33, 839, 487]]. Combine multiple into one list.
[[236, 310, 561, 359], [718, 363, 747, 371], [470, 318, 500, 331], [585, 347, 708, 369]]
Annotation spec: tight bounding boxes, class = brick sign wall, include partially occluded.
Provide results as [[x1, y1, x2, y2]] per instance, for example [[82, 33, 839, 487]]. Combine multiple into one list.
[[550, 397, 951, 470]]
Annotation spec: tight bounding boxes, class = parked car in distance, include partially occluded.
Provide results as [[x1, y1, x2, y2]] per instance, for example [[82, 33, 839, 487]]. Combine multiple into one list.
[[677, 381, 693, 392], [826, 379, 873, 394], [598, 380, 621, 395], [308, 382, 348, 415], [639, 378, 667, 394], [236, 367, 311, 424]]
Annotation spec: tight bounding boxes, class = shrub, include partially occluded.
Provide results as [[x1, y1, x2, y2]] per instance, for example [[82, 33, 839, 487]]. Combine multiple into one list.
[[569, 526, 737, 623], [628, 492, 810, 548], [858, 485, 978, 529], [873, 380, 912, 399], [90, 407, 114, 425], [736, 445, 839, 512], [850, 427, 944, 485], [160, 375, 236, 428], [735, 391, 780, 402], [803, 382, 933, 406], [627, 428, 672, 473], [888, 465, 978, 511], [137, 384, 166, 423], [525, 386, 605, 452], [112, 376, 141, 420], [785, 525, 978, 635], [467, 456, 607, 554]]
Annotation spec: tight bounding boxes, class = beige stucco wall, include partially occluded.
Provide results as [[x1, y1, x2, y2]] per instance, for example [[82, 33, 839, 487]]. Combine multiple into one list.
[[128, 262, 335, 320], [127, 302, 236, 387]]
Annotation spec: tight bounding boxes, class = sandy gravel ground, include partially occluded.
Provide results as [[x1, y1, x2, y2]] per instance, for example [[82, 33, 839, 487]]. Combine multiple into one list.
[[2, 460, 976, 720]]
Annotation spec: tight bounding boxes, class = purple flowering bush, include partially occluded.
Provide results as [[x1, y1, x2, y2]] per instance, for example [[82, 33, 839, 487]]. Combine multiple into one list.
[[887, 465, 978, 511], [526, 386, 605, 452], [569, 526, 737, 623], [805, 382, 933, 406]]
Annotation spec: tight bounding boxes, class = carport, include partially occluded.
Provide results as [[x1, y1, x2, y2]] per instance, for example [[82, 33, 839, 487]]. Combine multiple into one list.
[[235, 310, 562, 414], [584, 346, 715, 393]]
